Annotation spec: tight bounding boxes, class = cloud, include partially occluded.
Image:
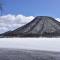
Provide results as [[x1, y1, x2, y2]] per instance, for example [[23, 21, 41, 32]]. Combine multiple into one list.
[[56, 18, 60, 22], [0, 14, 34, 33], [0, 14, 60, 34]]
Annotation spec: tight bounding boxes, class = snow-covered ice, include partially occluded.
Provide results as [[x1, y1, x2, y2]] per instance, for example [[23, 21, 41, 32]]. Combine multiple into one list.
[[0, 38, 60, 52]]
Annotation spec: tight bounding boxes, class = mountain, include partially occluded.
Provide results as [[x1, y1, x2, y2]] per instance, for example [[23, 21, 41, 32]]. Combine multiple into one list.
[[1, 16, 60, 37]]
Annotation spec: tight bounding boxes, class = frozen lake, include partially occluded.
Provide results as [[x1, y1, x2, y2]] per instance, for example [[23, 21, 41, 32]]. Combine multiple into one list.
[[0, 38, 60, 52]]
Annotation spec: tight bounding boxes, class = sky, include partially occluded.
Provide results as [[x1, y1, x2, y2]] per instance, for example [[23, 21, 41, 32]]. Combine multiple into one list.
[[0, 14, 34, 33], [1, 0, 60, 17], [0, 0, 60, 33]]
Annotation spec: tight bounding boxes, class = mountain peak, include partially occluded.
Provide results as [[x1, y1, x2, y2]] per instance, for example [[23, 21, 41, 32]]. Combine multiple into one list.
[[35, 16, 55, 21], [1, 16, 60, 37]]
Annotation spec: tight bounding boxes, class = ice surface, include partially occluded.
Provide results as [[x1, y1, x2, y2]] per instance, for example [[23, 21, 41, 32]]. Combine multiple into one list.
[[0, 38, 60, 52]]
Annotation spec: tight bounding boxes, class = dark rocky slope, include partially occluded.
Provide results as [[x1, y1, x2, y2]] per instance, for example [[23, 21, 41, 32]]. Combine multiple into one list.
[[1, 16, 60, 37], [0, 48, 60, 60]]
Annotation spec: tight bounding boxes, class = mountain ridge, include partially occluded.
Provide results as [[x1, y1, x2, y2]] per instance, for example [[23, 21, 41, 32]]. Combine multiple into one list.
[[1, 16, 60, 37]]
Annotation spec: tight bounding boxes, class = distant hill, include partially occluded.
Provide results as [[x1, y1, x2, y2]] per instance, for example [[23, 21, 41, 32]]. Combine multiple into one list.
[[1, 16, 60, 37]]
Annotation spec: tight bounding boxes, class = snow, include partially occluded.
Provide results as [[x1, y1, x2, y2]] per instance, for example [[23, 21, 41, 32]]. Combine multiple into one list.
[[0, 38, 60, 52]]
